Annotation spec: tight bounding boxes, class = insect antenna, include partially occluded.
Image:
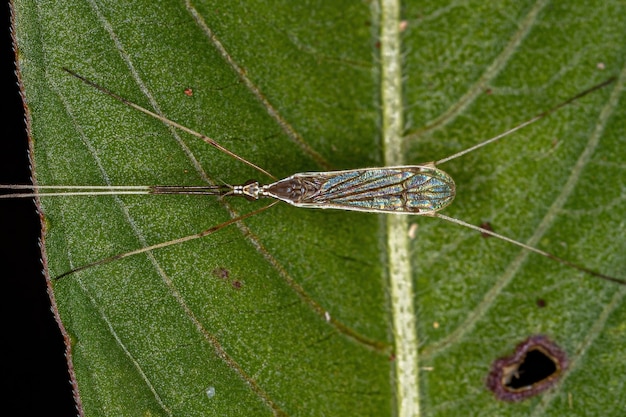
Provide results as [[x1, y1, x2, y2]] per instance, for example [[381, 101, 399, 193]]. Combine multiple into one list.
[[0, 184, 236, 199], [0, 184, 152, 198]]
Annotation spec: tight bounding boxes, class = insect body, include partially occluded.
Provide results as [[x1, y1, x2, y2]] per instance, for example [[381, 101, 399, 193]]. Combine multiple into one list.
[[1, 72, 622, 285], [264, 165, 455, 213], [154, 165, 455, 214]]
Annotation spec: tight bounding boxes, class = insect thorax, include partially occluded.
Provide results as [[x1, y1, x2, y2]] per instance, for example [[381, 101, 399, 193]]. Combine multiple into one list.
[[232, 180, 263, 201]]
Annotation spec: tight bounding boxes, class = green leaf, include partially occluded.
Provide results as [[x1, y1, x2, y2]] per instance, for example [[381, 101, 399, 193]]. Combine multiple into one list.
[[12, 0, 626, 416]]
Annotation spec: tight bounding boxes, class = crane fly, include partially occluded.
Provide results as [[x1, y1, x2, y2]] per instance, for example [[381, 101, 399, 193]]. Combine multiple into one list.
[[1, 70, 623, 286]]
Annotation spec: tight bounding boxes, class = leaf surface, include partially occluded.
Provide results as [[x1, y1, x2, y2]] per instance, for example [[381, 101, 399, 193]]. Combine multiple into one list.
[[12, 0, 626, 415]]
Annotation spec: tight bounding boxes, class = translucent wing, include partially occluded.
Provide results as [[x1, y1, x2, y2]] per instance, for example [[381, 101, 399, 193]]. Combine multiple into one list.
[[264, 165, 455, 214]]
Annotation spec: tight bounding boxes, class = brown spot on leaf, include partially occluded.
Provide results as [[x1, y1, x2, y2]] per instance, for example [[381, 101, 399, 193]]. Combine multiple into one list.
[[479, 222, 494, 238], [211, 267, 229, 280]]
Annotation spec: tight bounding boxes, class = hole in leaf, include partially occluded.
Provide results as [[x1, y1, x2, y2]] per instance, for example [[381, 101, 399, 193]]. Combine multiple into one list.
[[504, 348, 557, 389], [486, 335, 568, 402]]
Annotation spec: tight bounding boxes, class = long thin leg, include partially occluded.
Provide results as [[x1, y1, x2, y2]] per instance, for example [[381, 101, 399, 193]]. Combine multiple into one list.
[[435, 77, 616, 166], [54, 201, 278, 280], [62, 68, 277, 180], [435, 213, 626, 285]]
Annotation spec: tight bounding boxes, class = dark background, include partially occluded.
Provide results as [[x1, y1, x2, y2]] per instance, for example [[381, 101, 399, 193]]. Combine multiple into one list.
[[1, 3, 76, 415]]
